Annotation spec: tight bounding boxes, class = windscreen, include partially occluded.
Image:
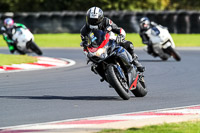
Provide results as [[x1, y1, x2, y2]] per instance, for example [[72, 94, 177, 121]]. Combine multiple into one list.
[[88, 30, 106, 48]]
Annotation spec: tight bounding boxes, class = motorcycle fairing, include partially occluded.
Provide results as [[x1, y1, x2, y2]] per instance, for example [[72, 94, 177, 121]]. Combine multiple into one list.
[[116, 46, 133, 72], [12, 28, 34, 51], [116, 46, 125, 53], [115, 46, 138, 87], [87, 33, 110, 53], [129, 74, 139, 90], [162, 40, 172, 49], [151, 27, 160, 36]]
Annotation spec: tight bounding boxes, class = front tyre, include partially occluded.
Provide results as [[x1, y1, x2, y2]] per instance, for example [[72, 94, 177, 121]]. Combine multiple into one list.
[[106, 65, 130, 100], [160, 56, 168, 61], [167, 46, 181, 61], [29, 41, 43, 55]]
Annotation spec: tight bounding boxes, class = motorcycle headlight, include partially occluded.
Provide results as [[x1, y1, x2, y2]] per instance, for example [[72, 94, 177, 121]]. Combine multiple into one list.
[[96, 48, 107, 58]]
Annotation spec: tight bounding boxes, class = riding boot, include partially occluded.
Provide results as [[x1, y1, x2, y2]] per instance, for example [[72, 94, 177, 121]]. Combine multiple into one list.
[[132, 53, 145, 72], [148, 45, 158, 57], [121, 41, 145, 72]]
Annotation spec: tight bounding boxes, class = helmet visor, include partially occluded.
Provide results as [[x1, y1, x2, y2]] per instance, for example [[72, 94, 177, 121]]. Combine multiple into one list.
[[6, 23, 14, 29], [143, 24, 149, 28], [88, 18, 101, 25]]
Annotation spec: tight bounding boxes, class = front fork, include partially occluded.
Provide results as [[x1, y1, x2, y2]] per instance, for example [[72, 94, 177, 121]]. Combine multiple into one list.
[[91, 63, 108, 82], [113, 64, 126, 81]]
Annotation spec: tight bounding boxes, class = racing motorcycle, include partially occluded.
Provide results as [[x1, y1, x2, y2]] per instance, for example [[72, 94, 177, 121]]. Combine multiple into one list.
[[12, 27, 43, 55], [144, 25, 181, 61], [83, 30, 147, 100]]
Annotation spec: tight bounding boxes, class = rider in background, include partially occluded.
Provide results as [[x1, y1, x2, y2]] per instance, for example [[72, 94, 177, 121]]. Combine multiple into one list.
[[139, 17, 160, 57], [80, 7, 145, 72], [1, 18, 26, 54]]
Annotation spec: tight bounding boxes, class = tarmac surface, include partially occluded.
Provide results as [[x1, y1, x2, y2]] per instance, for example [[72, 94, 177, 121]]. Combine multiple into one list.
[[0, 48, 200, 131]]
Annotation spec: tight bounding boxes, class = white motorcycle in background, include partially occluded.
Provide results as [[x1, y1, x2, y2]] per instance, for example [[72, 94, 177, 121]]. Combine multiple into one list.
[[144, 25, 181, 61], [12, 28, 43, 55]]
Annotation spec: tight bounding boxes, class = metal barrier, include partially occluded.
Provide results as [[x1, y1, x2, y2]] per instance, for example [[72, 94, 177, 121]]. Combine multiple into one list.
[[0, 11, 199, 33]]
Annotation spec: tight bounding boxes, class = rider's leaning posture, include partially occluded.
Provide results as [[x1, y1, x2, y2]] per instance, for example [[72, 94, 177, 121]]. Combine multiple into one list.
[[1, 18, 26, 54], [139, 17, 164, 57], [80, 7, 145, 72]]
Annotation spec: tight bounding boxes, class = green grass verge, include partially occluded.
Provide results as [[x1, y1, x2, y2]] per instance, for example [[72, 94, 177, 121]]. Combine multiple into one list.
[[0, 54, 37, 66], [99, 120, 200, 133], [126, 33, 200, 47], [0, 34, 200, 48]]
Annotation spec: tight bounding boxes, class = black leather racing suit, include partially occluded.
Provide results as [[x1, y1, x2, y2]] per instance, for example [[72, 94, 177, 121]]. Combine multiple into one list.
[[80, 17, 144, 71]]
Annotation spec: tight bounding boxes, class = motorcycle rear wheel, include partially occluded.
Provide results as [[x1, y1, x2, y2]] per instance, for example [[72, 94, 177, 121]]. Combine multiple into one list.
[[131, 77, 147, 97], [106, 65, 130, 100]]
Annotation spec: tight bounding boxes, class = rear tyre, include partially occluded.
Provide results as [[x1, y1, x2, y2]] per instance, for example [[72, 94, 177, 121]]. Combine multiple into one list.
[[106, 65, 130, 100], [131, 77, 147, 97], [29, 41, 43, 55]]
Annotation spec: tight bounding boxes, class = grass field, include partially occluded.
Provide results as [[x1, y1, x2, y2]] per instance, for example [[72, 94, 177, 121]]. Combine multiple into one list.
[[99, 120, 200, 133], [0, 34, 200, 48], [0, 54, 37, 66]]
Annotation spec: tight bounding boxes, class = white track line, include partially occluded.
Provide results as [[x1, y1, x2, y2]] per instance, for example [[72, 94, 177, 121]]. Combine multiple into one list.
[[1, 104, 200, 131], [0, 57, 76, 73]]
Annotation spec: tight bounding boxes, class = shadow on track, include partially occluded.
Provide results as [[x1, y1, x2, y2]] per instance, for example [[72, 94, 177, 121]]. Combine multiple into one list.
[[139, 59, 176, 62], [0, 95, 128, 101]]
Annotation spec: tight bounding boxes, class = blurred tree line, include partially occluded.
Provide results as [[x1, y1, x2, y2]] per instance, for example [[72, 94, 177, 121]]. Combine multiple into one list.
[[0, 0, 199, 12]]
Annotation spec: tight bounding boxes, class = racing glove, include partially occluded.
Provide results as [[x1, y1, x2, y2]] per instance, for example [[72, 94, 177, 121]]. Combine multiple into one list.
[[80, 41, 89, 50], [80, 41, 88, 47], [116, 34, 125, 44]]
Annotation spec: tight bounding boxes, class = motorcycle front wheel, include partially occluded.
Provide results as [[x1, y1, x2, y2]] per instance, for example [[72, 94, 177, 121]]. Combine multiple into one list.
[[29, 41, 43, 55], [167, 46, 181, 61], [106, 65, 130, 100]]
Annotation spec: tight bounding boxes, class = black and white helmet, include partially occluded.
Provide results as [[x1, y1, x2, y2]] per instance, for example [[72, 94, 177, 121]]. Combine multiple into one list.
[[139, 17, 150, 30], [86, 7, 104, 27]]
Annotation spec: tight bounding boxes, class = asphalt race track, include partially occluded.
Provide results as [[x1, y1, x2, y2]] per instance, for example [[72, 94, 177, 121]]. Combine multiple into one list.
[[0, 48, 200, 128]]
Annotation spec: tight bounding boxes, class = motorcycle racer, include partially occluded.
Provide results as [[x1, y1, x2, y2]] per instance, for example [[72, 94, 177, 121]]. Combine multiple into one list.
[[80, 7, 145, 72], [139, 17, 180, 61], [1, 18, 27, 54], [139, 17, 161, 57]]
